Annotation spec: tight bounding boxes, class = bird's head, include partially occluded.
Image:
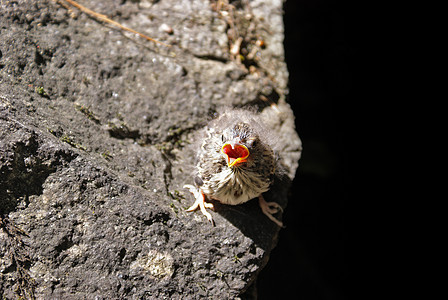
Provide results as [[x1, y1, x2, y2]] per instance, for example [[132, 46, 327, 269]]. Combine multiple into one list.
[[220, 122, 260, 168]]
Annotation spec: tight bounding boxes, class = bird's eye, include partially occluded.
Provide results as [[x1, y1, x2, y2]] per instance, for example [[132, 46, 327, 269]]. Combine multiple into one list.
[[221, 134, 225, 142], [247, 138, 257, 148]]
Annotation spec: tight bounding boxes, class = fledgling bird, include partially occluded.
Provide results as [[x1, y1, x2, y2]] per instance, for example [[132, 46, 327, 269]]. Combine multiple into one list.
[[184, 108, 284, 227]]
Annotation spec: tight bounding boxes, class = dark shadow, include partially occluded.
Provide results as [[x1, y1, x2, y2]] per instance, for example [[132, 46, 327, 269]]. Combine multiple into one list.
[[213, 171, 292, 252], [257, 0, 351, 299]]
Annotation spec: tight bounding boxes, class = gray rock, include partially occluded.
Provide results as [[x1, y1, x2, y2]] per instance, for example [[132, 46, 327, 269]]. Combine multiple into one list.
[[0, 0, 301, 298]]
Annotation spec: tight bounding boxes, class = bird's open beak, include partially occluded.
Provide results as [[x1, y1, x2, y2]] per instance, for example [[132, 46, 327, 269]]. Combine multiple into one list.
[[221, 143, 249, 167]]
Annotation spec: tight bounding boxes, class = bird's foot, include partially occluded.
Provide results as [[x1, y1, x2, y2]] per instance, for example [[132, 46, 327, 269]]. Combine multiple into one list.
[[184, 185, 215, 225], [258, 194, 284, 227]]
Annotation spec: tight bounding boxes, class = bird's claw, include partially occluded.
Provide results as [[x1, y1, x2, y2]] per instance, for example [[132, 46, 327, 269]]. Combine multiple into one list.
[[264, 201, 283, 214], [184, 185, 215, 225], [258, 194, 284, 227]]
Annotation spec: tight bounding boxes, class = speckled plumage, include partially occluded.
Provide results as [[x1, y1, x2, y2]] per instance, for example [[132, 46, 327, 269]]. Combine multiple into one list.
[[198, 122, 275, 205], [184, 109, 284, 226]]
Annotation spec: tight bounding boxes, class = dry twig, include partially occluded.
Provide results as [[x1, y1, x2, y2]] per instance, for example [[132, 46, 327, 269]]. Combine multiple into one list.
[[60, 0, 171, 47]]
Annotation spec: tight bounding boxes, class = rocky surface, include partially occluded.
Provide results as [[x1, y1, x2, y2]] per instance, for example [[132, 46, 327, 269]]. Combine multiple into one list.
[[0, 0, 301, 298]]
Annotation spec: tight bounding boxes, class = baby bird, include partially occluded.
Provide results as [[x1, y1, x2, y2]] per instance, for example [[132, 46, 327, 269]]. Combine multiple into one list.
[[184, 109, 284, 227]]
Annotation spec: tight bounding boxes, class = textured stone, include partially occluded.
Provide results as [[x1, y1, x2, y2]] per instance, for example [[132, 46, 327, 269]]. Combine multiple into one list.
[[0, 0, 301, 298]]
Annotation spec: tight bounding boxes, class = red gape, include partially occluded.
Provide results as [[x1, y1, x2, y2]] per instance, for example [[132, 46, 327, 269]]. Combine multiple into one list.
[[221, 144, 249, 167], [222, 144, 249, 158]]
